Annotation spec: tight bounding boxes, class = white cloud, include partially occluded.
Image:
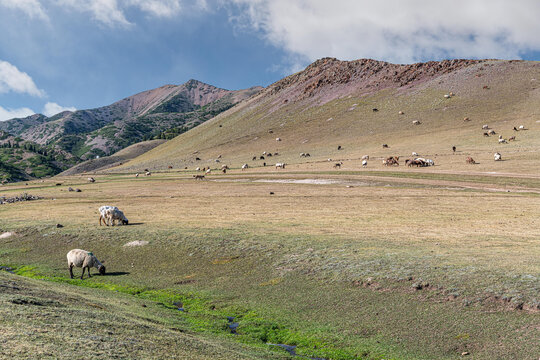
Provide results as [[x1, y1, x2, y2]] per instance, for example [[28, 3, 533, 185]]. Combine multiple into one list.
[[0, 106, 35, 121], [0, 0, 48, 20], [228, 0, 540, 64], [57, 0, 131, 27], [43, 102, 76, 116], [127, 0, 182, 18], [0, 60, 45, 97]]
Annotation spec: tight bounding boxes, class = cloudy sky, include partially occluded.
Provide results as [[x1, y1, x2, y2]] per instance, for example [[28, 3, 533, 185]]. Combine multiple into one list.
[[1, 0, 540, 121]]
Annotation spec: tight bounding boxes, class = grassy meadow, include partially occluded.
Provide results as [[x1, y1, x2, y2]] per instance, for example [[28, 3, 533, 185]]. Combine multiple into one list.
[[1, 170, 539, 359]]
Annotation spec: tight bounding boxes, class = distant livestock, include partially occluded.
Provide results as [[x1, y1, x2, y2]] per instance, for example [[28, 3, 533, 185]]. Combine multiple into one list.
[[135, 173, 139, 177], [494, 152, 502, 161], [483, 132, 490, 137], [205, 169, 212, 174], [337, 145, 342, 150], [412, 152, 418, 156], [168, 166, 173, 169], [383, 156, 399, 166], [466, 157, 476, 164], [412, 120, 421, 125], [275, 163, 286, 169], [276, 137, 281, 141], [193, 175, 205, 180], [498, 135, 507, 144], [488, 129, 496, 135], [482, 125, 489, 130], [508, 136, 516, 141], [252, 156, 257, 161], [362, 155, 369, 160], [242, 164, 249, 170], [196, 167, 201, 171], [333, 162, 342, 169], [452, 146, 456, 153], [372, 108, 379, 112], [145, 171, 151, 176], [67, 249, 105, 279], [88, 177, 95, 183], [362, 160, 368, 167], [519, 125, 526, 130], [260, 156, 265, 160], [382, 144, 389, 148], [398, 111, 404, 115]]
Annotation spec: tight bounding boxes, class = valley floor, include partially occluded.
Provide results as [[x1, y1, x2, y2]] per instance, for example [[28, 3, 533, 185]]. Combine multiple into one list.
[[0, 168, 539, 359]]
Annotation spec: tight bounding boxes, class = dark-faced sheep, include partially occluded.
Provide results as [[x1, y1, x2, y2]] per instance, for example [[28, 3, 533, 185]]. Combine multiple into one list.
[[466, 157, 476, 164], [382, 144, 389, 148], [67, 249, 105, 279]]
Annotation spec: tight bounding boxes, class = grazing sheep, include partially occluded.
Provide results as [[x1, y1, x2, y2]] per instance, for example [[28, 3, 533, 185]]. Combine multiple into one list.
[[67, 249, 105, 279], [362, 160, 368, 167], [267, 153, 273, 157], [466, 157, 476, 164], [168, 166, 173, 169], [274, 152, 279, 156], [412, 152, 418, 157], [464, 117, 470, 121], [382, 144, 389, 148], [275, 162, 286, 169], [195, 157, 201, 161], [498, 135, 507, 144], [362, 155, 369, 160], [482, 125, 489, 130], [193, 175, 205, 180], [508, 136, 516, 141], [205, 169, 212, 174], [260, 156, 265, 160], [222, 169, 227, 174], [452, 146, 456, 153], [276, 137, 281, 141], [494, 152, 502, 161], [372, 108, 379, 112], [262, 152, 267, 155], [412, 120, 421, 125], [337, 145, 342, 150], [513, 126, 519, 131], [221, 165, 229, 170], [195, 167, 200, 171], [252, 156, 257, 161], [333, 162, 342, 169], [398, 111, 404, 115], [483, 132, 490, 137], [215, 159, 220, 163], [444, 94, 450, 98], [99, 206, 128, 226], [135, 173, 139, 177], [145, 171, 151, 176], [88, 177, 95, 183], [407, 159, 425, 167], [242, 164, 249, 170], [488, 129, 496, 135], [425, 159, 435, 166], [519, 125, 526, 130]]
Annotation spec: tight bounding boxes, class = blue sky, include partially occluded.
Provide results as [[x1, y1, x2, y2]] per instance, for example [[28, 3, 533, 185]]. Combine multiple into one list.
[[1, 0, 540, 121]]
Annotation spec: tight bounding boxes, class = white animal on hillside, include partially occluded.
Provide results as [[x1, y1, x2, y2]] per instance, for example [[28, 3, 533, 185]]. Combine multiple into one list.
[[362, 160, 368, 167], [195, 167, 200, 171], [242, 164, 249, 170], [67, 249, 105, 279], [135, 173, 139, 177], [361, 155, 369, 160], [494, 152, 502, 161], [276, 137, 281, 141], [482, 125, 489, 130], [88, 177, 95, 183], [99, 206, 128, 226], [498, 135, 507, 144], [275, 162, 286, 169], [425, 159, 435, 166], [412, 152, 418, 156], [206, 169, 212, 174], [145, 171, 151, 176], [412, 120, 421, 125], [519, 125, 526, 130]]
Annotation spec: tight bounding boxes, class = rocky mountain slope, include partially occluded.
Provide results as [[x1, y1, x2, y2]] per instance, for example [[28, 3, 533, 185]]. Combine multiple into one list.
[[0, 80, 261, 181], [0, 80, 261, 160], [117, 58, 540, 174]]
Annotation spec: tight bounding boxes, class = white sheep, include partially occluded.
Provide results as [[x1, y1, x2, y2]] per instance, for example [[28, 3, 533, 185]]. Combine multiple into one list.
[[276, 137, 281, 141], [425, 159, 435, 166], [99, 206, 128, 226], [275, 162, 285, 169], [494, 152, 502, 161], [412, 120, 421, 125], [519, 125, 526, 130], [135, 173, 139, 177], [362, 160, 368, 167], [67, 249, 105, 279], [412, 152, 418, 156], [88, 177, 95, 183], [242, 164, 249, 170], [145, 171, 151, 176], [498, 135, 507, 144], [205, 169, 212, 174], [195, 167, 200, 171], [482, 125, 489, 130], [361, 155, 369, 160]]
